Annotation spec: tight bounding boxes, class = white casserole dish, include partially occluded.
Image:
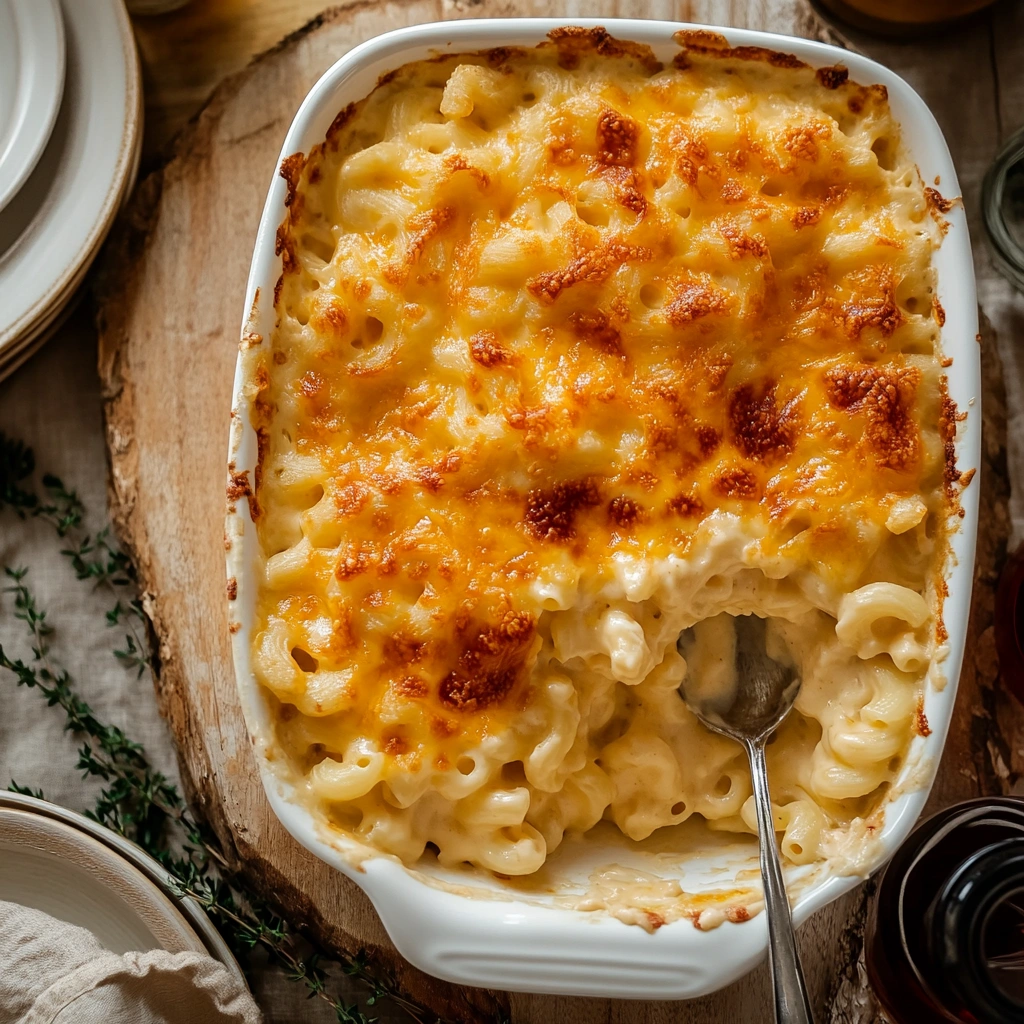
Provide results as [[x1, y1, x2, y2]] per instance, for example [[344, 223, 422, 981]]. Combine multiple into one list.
[[227, 18, 980, 1000]]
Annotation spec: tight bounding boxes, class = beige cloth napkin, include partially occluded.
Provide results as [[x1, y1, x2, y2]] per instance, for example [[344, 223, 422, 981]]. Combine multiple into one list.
[[0, 901, 262, 1024]]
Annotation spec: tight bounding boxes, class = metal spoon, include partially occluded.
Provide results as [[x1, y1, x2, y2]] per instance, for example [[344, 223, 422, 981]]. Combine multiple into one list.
[[677, 613, 815, 1024]]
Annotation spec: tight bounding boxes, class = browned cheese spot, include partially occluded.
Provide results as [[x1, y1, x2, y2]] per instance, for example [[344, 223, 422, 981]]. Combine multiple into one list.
[[673, 28, 729, 49], [275, 224, 297, 274], [443, 153, 491, 189], [673, 31, 806, 69], [713, 467, 759, 500], [667, 493, 705, 518], [608, 495, 646, 527], [383, 732, 408, 756], [470, 330, 514, 368], [431, 716, 460, 738], [406, 206, 455, 265], [523, 478, 601, 541], [596, 108, 640, 167], [395, 675, 429, 699], [326, 103, 356, 144], [528, 241, 652, 303], [673, 130, 713, 188], [729, 381, 799, 462], [816, 65, 849, 89], [568, 310, 623, 355], [383, 632, 427, 667], [547, 116, 577, 166], [336, 541, 378, 580], [227, 463, 260, 521], [415, 465, 445, 492], [825, 364, 922, 470], [696, 424, 721, 456], [792, 206, 821, 229], [666, 276, 731, 326], [299, 370, 324, 399], [938, 379, 964, 499], [840, 267, 903, 339], [646, 422, 677, 454], [783, 121, 831, 163], [309, 299, 347, 337], [719, 179, 749, 204], [730, 46, 806, 68], [335, 481, 370, 518], [332, 607, 356, 652], [279, 152, 305, 207], [720, 223, 769, 260], [548, 26, 662, 74], [486, 46, 528, 69], [915, 696, 932, 737], [226, 469, 251, 506], [601, 165, 647, 216], [439, 610, 535, 712], [925, 187, 955, 214], [226, 577, 238, 601]]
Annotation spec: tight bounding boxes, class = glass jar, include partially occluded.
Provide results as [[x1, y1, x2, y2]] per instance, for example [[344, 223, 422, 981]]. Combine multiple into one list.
[[983, 129, 1024, 294], [866, 798, 1024, 1022], [816, 0, 998, 35]]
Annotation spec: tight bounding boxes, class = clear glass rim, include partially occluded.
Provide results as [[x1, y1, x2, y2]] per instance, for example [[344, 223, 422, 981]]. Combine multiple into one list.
[[983, 125, 1024, 292]]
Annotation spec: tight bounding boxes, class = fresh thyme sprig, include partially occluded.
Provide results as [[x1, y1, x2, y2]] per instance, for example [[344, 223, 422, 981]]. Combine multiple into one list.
[[0, 433, 436, 1024], [0, 431, 149, 674]]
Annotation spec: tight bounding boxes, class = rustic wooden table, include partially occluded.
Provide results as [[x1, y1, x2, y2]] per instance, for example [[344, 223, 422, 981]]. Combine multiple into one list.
[[13, 1, 1024, 1022]]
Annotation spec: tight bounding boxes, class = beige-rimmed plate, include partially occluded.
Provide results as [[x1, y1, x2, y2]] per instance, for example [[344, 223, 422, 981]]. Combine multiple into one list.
[[0, 807, 206, 954], [0, 791, 244, 981]]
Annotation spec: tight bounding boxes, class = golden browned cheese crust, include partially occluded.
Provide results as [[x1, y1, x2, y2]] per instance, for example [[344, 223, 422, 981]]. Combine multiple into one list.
[[242, 30, 954, 882]]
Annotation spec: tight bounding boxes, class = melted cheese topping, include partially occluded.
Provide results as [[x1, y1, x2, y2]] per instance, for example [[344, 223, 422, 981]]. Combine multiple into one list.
[[241, 29, 955, 894]]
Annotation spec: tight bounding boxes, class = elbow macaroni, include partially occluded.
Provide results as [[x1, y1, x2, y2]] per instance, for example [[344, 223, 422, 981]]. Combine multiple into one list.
[[240, 30, 958, 900]]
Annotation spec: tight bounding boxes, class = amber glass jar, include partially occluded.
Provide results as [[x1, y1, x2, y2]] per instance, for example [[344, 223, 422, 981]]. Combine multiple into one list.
[[816, 0, 998, 35], [866, 798, 1024, 1022]]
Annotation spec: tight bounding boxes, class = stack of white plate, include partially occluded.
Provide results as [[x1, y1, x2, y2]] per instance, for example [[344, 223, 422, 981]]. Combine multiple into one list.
[[0, 0, 141, 381]]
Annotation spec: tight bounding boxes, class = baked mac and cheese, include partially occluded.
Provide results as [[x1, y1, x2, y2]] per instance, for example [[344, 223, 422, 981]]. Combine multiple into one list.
[[237, 29, 959, 898]]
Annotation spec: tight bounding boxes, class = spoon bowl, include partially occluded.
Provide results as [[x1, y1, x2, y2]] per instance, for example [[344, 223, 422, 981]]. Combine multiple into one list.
[[677, 613, 801, 742]]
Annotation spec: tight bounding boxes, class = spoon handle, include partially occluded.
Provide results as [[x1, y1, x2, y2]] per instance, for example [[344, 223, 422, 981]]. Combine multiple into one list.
[[746, 738, 815, 1024]]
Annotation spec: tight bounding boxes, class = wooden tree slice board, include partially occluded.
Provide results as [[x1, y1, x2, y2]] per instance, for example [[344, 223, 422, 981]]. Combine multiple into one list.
[[94, 2, 1015, 1021]]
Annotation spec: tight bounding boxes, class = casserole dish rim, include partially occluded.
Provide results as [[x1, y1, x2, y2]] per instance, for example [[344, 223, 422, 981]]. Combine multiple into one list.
[[226, 17, 981, 1000]]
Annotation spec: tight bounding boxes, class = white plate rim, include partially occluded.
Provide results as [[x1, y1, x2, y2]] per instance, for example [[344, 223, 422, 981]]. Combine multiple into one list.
[[0, 108, 142, 383], [0, 791, 246, 983], [0, 0, 141, 354], [0, 805, 209, 955], [0, 0, 66, 213]]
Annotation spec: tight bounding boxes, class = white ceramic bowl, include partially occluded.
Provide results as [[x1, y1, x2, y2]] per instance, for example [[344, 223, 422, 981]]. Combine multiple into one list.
[[227, 19, 980, 999]]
